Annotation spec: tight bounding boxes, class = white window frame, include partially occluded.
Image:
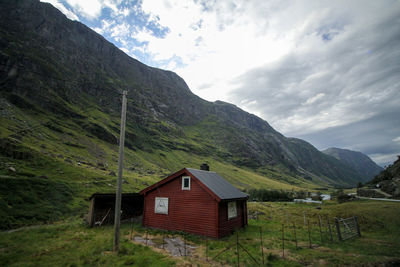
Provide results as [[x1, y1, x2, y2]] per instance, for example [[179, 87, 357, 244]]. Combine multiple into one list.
[[154, 197, 169, 215], [182, 176, 191, 190], [228, 201, 237, 219]]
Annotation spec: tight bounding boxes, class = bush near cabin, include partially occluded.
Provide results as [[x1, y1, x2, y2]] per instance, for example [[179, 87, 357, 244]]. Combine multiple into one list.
[[248, 189, 294, 202]]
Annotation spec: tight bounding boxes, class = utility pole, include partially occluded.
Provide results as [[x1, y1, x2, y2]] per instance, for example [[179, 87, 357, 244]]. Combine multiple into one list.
[[113, 90, 127, 253]]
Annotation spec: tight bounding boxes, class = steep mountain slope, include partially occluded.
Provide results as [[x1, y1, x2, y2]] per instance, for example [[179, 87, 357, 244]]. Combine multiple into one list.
[[286, 138, 365, 185], [0, 0, 366, 227], [366, 156, 400, 198], [322, 147, 383, 182]]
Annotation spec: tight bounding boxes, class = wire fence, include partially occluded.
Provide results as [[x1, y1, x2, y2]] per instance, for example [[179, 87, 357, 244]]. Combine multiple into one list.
[[128, 207, 362, 266]]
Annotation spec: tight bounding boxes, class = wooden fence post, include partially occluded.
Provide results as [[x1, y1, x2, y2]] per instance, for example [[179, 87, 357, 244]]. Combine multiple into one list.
[[162, 231, 165, 249], [327, 216, 333, 242], [205, 238, 208, 262], [260, 227, 265, 265], [293, 222, 298, 249], [308, 220, 312, 248], [282, 224, 285, 258], [335, 218, 342, 241], [354, 216, 361, 237], [130, 218, 134, 240], [184, 232, 187, 257], [236, 231, 240, 267], [318, 215, 323, 243]]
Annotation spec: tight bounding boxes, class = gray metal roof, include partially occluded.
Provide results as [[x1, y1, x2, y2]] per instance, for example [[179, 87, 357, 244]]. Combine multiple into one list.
[[186, 168, 248, 200]]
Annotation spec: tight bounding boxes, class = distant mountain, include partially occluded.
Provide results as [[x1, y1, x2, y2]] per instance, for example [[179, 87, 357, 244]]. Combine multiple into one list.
[[322, 148, 383, 183]]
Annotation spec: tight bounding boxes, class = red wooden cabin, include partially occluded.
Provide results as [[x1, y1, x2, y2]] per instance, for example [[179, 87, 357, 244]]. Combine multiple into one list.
[[140, 165, 248, 238]]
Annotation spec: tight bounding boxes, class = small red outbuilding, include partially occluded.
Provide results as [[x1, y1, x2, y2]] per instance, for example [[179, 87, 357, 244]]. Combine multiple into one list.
[[140, 165, 248, 238]]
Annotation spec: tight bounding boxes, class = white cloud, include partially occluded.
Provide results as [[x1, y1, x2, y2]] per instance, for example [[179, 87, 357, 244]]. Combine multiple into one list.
[[40, 0, 79, 21], [120, 8, 130, 17], [92, 19, 114, 34], [109, 22, 130, 38], [65, 0, 102, 19], [120, 47, 129, 54], [393, 137, 400, 143], [302, 93, 325, 105], [369, 153, 398, 167], [227, 0, 400, 136], [137, 0, 296, 102], [103, 0, 118, 14]]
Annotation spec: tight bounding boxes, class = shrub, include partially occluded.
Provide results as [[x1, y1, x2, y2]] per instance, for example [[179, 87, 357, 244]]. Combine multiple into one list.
[[337, 193, 352, 203]]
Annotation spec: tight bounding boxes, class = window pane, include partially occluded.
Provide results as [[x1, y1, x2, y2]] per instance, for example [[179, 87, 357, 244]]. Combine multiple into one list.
[[184, 178, 189, 188], [182, 176, 190, 190]]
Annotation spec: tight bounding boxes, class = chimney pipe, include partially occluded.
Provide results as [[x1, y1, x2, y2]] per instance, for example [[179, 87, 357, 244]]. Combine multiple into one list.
[[200, 163, 209, 171]]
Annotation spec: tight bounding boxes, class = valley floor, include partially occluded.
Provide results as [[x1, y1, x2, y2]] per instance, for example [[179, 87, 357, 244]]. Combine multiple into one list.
[[1, 200, 399, 266]]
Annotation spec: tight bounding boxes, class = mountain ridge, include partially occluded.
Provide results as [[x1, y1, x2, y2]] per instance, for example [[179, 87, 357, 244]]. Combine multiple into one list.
[[322, 147, 383, 183], [0, 0, 365, 187]]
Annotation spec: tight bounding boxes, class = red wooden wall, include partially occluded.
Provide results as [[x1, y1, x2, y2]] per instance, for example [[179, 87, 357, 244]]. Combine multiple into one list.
[[142, 174, 219, 238], [218, 200, 248, 238]]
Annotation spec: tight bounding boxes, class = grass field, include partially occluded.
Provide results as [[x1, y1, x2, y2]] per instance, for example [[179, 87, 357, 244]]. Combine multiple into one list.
[[1, 199, 399, 266]]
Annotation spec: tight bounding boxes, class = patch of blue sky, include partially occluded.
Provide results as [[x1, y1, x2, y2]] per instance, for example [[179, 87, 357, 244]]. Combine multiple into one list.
[[144, 54, 187, 70], [56, 0, 172, 68], [316, 22, 345, 42], [58, 0, 168, 39], [194, 0, 216, 12]]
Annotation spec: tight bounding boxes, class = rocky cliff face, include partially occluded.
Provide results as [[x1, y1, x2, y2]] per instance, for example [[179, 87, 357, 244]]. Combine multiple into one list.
[[322, 147, 383, 182], [0, 0, 365, 187], [366, 156, 400, 198]]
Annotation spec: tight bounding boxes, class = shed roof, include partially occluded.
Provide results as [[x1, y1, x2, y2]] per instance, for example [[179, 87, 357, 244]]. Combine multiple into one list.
[[140, 167, 248, 201], [88, 193, 141, 200], [186, 168, 248, 201]]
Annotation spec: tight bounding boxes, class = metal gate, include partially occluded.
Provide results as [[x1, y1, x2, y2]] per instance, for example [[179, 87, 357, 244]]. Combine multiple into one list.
[[334, 216, 361, 241]]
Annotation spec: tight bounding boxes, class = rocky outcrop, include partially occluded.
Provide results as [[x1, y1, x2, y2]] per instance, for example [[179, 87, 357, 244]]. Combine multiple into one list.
[[364, 156, 400, 198]]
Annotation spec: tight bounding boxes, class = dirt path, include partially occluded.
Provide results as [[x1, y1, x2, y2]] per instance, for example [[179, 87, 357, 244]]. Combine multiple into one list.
[[4, 223, 66, 233], [133, 235, 197, 257], [356, 196, 400, 202]]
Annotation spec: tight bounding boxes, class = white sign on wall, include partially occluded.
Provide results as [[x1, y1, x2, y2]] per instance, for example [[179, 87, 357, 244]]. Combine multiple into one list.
[[228, 201, 237, 219], [155, 197, 169, 214]]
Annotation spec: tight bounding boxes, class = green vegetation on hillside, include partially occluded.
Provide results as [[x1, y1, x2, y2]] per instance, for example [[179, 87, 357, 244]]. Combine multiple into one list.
[[362, 156, 400, 198], [0, 90, 318, 229]]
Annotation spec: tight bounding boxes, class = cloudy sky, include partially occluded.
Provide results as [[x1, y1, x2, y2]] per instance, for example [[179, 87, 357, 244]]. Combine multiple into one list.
[[41, 0, 400, 167]]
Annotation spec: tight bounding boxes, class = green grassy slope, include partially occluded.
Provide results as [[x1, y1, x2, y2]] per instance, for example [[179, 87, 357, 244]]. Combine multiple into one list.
[[0, 98, 324, 229], [0, 220, 176, 267], [0, 102, 319, 229]]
